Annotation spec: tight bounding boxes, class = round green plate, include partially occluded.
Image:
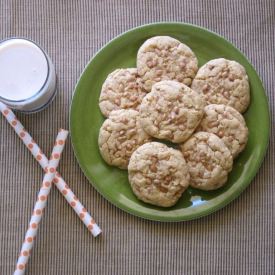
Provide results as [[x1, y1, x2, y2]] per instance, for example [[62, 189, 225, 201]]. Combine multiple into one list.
[[70, 23, 270, 221]]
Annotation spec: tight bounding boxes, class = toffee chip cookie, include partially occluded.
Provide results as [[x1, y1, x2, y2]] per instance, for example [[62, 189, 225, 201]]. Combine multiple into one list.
[[128, 142, 190, 207], [139, 80, 205, 143], [137, 36, 198, 92], [191, 58, 250, 113], [99, 68, 146, 117], [180, 132, 233, 190], [198, 104, 248, 158], [98, 109, 152, 169]]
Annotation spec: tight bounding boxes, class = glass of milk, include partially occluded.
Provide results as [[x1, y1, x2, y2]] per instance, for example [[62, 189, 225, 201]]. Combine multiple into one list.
[[0, 38, 57, 113]]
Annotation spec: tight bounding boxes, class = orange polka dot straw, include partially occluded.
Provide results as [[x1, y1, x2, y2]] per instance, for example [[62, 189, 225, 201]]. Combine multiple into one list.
[[0, 102, 101, 238], [14, 129, 68, 275]]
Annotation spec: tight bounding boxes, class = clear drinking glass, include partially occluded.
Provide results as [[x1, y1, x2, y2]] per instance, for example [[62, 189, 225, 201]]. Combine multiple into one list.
[[0, 38, 57, 113]]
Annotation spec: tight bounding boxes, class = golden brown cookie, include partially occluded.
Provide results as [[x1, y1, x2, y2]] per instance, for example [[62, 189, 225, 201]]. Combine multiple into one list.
[[99, 68, 146, 117], [139, 80, 205, 143], [137, 36, 198, 91], [128, 142, 190, 207], [98, 109, 152, 169], [191, 58, 250, 113], [180, 132, 233, 190]]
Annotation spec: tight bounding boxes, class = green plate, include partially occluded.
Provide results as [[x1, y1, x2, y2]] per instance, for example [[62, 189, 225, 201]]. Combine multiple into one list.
[[70, 23, 270, 221]]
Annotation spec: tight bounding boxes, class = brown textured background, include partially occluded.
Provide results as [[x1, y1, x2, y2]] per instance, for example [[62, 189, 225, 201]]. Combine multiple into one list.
[[0, 0, 274, 274]]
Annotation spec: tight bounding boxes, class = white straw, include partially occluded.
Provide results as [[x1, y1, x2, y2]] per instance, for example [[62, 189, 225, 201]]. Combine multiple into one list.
[[14, 129, 68, 274], [0, 102, 102, 237]]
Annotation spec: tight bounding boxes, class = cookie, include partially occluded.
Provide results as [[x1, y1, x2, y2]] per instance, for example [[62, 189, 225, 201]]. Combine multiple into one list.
[[98, 109, 152, 169], [128, 142, 190, 207], [137, 36, 198, 92], [99, 68, 147, 117], [139, 80, 205, 143], [191, 58, 250, 113], [180, 132, 233, 190], [198, 104, 248, 158]]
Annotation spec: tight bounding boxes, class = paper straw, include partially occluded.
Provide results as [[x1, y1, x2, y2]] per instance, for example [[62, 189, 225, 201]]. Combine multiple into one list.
[[0, 102, 101, 237], [14, 129, 68, 275]]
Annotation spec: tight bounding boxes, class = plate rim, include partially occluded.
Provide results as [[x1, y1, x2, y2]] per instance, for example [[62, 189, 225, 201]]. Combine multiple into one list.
[[69, 22, 270, 222]]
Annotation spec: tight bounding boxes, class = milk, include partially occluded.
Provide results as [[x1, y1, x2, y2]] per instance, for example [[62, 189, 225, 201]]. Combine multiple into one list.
[[0, 38, 56, 112]]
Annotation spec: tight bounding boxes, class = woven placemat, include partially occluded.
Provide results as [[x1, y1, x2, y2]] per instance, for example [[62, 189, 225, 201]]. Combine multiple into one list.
[[0, 0, 274, 274]]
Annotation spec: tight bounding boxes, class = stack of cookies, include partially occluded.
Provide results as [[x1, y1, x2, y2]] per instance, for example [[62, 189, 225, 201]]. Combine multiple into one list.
[[98, 36, 249, 207]]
